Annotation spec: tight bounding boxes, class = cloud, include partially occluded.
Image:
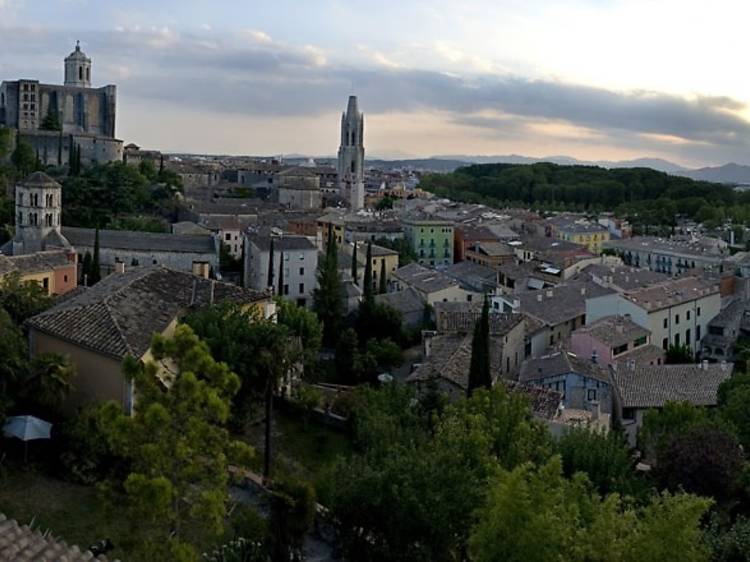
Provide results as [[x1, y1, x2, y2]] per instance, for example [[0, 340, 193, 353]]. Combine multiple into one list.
[[2, 24, 750, 164]]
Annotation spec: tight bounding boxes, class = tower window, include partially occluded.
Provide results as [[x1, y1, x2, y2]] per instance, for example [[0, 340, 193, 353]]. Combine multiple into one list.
[[86, 67, 90, 82], [79, 66, 83, 80]]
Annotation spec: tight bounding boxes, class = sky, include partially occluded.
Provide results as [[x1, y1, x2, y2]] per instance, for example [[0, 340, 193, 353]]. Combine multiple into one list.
[[1, 0, 750, 167]]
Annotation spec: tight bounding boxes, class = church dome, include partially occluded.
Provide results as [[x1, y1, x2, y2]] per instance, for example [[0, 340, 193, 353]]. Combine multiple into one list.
[[65, 41, 90, 62]]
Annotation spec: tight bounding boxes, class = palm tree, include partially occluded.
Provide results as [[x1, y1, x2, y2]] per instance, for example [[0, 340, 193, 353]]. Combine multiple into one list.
[[21, 353, 75, 414]]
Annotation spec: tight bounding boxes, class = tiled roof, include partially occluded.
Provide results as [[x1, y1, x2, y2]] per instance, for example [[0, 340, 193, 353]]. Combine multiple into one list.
[[621, 276, 719, 311], [520, 351, 610, 384], [434, 301, 524, 336], [612, 362, 733, 408], [572, 315, 650, 348], [375, 288, 425, 315], [0, 512, 114, 561], [472, 241, 514, 257], [442, 261, 497, 293], [62, 227, 217, 254], [504, 380, 563, 420], [393, 263, 458, 294], [21, 171, 61, 188], [0, 250, 72, 277], [247, 234, 317, 253], [26, 267, 270, 359], [518, 282, 615, 327], [577, 263, 670, 292]]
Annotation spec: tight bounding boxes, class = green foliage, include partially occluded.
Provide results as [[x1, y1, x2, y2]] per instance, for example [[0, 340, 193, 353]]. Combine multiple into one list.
[[356, 301, 404, 345], [313, 225, 343, 347], [654, 424, 745, 502], [375, 195, 395, 210], [267, 477, 316, 561], [184, 303, 295, 426], [90, 228, 101, 284], [468, 296, 491, 395], [40, 105, 62, 131], [378, 259, 387, 294], [0, 126, 12, 159], [351, 241, 358, 285], [419, 162, 736, 226], [469, 456, 712, 562], [556, 426, 636, 495], [705, 514, 750, 562], [99, 325, 254, 560], [108, 215, 169, 233], [275, 298, 322, 370], [11, 139, 37, 177], [0, 271, 52, 325], [638, 400, 711, 461], [363, 242, 374, 305], [665, 343, 695, 364], [717, 373, 750, 451]]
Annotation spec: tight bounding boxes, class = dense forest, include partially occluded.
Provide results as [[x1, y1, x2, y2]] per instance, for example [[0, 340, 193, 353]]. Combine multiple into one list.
[[419, 163, 750, 228]]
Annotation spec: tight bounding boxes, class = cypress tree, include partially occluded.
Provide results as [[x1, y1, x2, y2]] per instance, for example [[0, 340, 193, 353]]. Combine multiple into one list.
[[467, 295, 492, 396], [379, 258, 387, 294], [57, 130, 63, 166], [351, 242, 358, 285], [267, 238, 275, 289], [313, 223, 343, 347], [76, 143, 82, 174], [90, 228, 101, 284], [363, 241, 373, 306], [82, 251, 92, 286], [278, 252, 285, 297], [159, 153, 165, 174]]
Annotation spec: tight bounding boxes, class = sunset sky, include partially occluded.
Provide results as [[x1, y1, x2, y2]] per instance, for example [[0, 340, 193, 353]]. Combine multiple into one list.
[[2, 0, 749, 166]]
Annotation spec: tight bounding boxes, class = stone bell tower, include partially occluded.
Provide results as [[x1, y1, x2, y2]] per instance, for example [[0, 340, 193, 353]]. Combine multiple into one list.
[[11, 172, 70, 255], [64, 41, 92, 88], [337, 95, 365, 210]]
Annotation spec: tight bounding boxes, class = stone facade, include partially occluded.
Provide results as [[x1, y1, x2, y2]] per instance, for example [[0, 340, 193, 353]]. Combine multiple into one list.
[[276, 167, 322, 209], [337, 95, 365, 209]]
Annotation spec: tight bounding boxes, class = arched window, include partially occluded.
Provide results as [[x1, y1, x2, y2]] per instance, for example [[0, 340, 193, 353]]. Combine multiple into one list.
[[17, 212, 22, 226], [86, 67, 90, 82], [79, 66, 83, 80]]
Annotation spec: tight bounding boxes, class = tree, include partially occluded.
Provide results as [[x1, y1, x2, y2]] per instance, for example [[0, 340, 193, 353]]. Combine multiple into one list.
[[351, 242, 358, 285], [556, 426, 635, 495], [654, 424, 744, 502], [82, 251, 93, 285], [277, 251, 284, 297], [363, 242, 374, 306], [376, 195, 395, 210], [11, 139, 36, 177], [335, 327, 361, 384], [90, 228, 101, 284], [638, 400, 711, 461], [0, 308, 28, 419], [275, 298, 322, 371], [267, 478, 316, 562], [100, 325, 254, 560], [0, 272, 52, 325], [379, 259, 387, 294], [665, 344, 694, 364], [467, 296, 491, 395], [267, 238, 274, 289], [312, 224, 343, 347], [19, 353, 75, 417], [717, 372, 750, 450], [40, 105, 61, 131]]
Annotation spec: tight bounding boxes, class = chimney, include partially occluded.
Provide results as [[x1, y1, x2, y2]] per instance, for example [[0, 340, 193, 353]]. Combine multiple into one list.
[[114, 260, 125, 274], [192, 261, 210, 279], [701, 359, 709, 370], [580, 286, 586, 296], [591, 349, 598, 364], [537, 293, 543, 302], [546, 289, 554, 298]]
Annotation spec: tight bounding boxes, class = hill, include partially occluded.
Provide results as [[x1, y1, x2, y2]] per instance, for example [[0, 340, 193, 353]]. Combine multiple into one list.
[[678, 163, 750, 185]]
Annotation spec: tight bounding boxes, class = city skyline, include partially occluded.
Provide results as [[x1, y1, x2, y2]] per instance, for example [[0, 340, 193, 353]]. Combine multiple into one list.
[[2, 0, 749, 167]]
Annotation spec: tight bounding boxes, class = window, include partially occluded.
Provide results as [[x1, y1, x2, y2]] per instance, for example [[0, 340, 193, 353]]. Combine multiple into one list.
[[663, 318, 668, 329], [225, 233, 231, 241], [299, 283, 304, 294], [283, 284, 289, 295], [587, 389, 597, 401], [697, 307, 701, 317], [675, 314, 680, 325], [687, 310, 691, 321], [42, 278, 49, 290], [674, 333, 680, 347], [64, 275, 68, 283], [299, 267, 304, 275], [550, 334, 555, 345], [696, 325, 701, 341], [662, 337, 668, 350], [299, 253, 304, 260], [622, 408, 635, 420], [686, 329, 691, 344], [612, 343, 628, 356], [633, 335, 647, 347], [79, 66, 83, 80]]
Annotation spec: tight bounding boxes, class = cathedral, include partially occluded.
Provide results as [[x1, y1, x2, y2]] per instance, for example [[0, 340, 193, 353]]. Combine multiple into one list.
[[0, 43, 122, 166], [337, 95, 365, 210]]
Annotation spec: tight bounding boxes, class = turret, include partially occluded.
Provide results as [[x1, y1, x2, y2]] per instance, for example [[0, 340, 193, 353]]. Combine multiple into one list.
[[64, 41, 92, 88]]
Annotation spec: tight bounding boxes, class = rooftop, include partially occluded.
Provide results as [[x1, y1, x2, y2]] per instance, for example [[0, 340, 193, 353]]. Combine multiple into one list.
[[520, 351, 611, 385], [26, 267, 270, 360], [0, 250, 72, 277], [612, 362, 733, 408], [572, 315, 650, 348], [247, 234, 317, 253], [621, 276, 719, 311], [434, 301, 524, 335], [374, 287, 425, 315], [605, 235, 728, 261], [517, 281, 615, 327], [578, 263, 671, 292], [393, 262, 458, 294], [442, 261, 497, 293], [62, 227, 217, 255]]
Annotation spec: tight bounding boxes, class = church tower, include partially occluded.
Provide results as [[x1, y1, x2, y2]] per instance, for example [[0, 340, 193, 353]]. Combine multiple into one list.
[[11, 172, 69, 255], [337, 95, 365, 210], [64, 41, 92, 88]]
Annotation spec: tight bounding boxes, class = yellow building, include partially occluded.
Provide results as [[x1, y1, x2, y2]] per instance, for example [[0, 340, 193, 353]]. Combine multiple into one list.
[[552, 220, 610, 254]]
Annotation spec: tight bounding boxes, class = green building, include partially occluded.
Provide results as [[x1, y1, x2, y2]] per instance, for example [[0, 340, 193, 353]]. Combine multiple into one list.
[[404, 217, 454, 267]]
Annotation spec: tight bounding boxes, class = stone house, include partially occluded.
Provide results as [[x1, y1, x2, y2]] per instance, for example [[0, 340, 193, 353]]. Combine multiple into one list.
[[0, 250, 77, 296], [569, 315, 664, 368]]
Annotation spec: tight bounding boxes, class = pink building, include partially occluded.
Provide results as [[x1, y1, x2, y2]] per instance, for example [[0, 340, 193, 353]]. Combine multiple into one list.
[[569, 315, 664, 368]]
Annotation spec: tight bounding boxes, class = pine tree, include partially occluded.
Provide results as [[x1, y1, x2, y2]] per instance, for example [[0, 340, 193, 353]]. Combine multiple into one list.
[[379, 259, 387, 294], [313, 224, 343, 347], [351, 242, 359, 285], [267, 238, 275, 289], [90, 228, 101, 284], [363, 241, 374, 306], [278, 252, 285, 297], [468, 296, 492, 396]]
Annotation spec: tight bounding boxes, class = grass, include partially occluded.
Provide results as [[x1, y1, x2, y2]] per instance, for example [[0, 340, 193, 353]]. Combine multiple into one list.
[[0, 466, 134, 561], [244, 409, 353, 491]]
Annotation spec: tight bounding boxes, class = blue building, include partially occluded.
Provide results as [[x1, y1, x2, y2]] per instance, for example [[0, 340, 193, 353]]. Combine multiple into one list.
[[519, 351, 612, 414]]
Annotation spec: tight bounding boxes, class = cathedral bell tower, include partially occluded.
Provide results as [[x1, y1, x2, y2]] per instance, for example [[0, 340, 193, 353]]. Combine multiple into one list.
[[64, 41, 92, 88], [337, 95, 365, 210], [11, 172, 69, 255]]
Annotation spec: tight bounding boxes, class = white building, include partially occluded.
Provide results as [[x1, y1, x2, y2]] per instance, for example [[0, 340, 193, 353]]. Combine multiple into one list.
[[244, 234, 318, 307], [586, 276, 721, 354]]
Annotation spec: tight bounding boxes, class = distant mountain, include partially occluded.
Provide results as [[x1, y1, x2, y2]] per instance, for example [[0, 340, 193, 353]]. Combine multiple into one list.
[[677, 163, 750, 185], [433, 154, 687, 174]]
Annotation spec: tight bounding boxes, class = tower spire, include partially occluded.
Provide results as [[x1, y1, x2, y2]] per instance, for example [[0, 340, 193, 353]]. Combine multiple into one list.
[[337, 95, 365, 210]]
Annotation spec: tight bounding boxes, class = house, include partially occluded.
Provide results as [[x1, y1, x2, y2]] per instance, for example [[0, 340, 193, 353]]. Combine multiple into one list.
[[548, 216, 610, 254], [244, 233, 318, 307], [374, 288, 425, 328], [0, 250, 77, 295], [442, 261, 498, 295], [454, 224, 504, 262], [63, 226, 220, 278], [493, 281, 616, 357], [391, 262, 472, 305], [701, 298, 750, 362], [403, 215, 454, 267], [173, 215, 254, 260], [604, 235, 729, 274], [340, 241, 400, 290], [519, 351, 612, 418], [610, 362, 733, 445], [569, 315, 664, 368], [465, 241, 515, 269], [586, 276, 721, 355], [576, 263, 670, 292], [26, 266, 273, 414]]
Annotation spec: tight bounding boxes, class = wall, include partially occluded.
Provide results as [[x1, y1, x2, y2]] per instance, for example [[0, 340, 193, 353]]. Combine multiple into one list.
[[20, 130, 123, 167], [73, 243, 219, 277], [245, 241, 318, 307]]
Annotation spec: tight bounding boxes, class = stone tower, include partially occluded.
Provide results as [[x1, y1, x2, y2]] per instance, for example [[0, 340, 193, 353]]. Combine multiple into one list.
[[337, 95, 365, 210], [11, 172, 70, 255], [64, 41, 92, 88]]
